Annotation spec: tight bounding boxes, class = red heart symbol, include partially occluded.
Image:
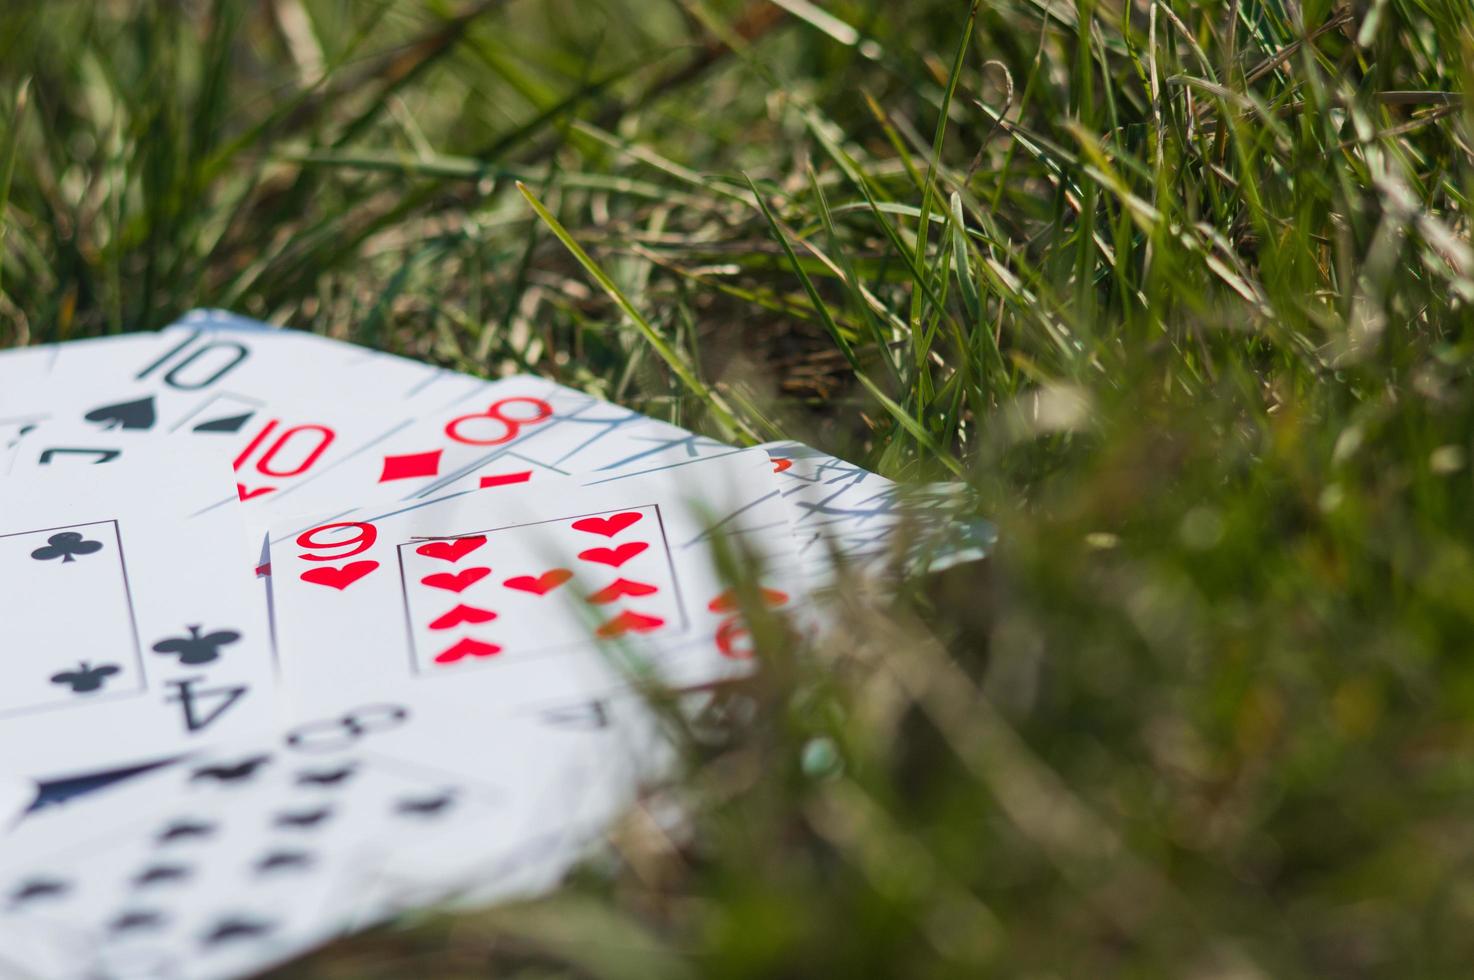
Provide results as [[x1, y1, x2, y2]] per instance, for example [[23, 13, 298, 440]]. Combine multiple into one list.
[[595, 609, 666, 638], [428, 604, 498, 630], [415, 535, 488, 563], [421, 567, 491, 593], [706, 587, 790, 613], [586, 578, 659, 605], [577, 542, 648, 568], [300, 561, 379, 591], [571, 512, 643, 537], [432, 637, 503, 665], [503, 569, 573, 596]]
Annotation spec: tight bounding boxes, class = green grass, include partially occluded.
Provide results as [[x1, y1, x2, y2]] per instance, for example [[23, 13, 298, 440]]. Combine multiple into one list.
[[3, 0, 1474, 976]]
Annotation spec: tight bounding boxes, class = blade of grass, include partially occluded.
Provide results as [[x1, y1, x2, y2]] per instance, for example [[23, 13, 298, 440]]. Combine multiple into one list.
[[0, 76, 29, 309], [516, 180, 755, 444], [746, 174, 964, 476]]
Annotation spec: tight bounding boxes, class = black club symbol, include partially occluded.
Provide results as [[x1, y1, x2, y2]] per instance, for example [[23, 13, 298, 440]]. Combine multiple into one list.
[[156, 819, 216, 845], [30, 531, 103, 564], [295, 764, 356, 788], [131, 863, 191, 888], [9, 877, 68, 905], [50, 661, 121, 694], [151, 625, 241, 665], [273, 806, 333, 830], [394, 791, 456, 818], [254, 850, 314, 874], [189, 755, 270, 785], [109, 909, 166, 933], [202, 916, 274, 945]]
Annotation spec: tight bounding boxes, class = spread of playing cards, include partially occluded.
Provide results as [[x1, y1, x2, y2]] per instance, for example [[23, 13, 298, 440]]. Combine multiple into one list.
[[0, 311, 987, 978]]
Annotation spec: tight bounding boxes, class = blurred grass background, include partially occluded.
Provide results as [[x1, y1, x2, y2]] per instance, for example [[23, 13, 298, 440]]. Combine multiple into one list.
[[3, 0, 1474, 976]]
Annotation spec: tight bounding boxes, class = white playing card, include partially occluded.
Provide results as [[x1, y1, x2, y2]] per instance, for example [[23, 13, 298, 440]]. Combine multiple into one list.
[[1, 326, 448, 510], [268, 448, 803, 720], [0, 314, 998, 980], [139, 315, 990, 588], [231, 370, 743, 523], [0, 691, 647, 979], [0, 776, 35, 831], [761, 439, 994, 589], [0, 454, 276, 782], [138, 317, 735, 515], [342, 690, 681, 922], [0, 335, 170, 461]]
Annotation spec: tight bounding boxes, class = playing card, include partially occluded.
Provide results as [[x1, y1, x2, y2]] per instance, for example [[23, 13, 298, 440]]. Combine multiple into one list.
[[268, 448, 802, 719], [103, 316, 991, 590], [0, 313, 997, 980], [343, 690, 694, 923], [137, 316, 736, 512], [1, 326, 449, 510], [0, 776, 35, 831], [335, 695, 670, 929], [239, 371, 754, 521], [0, 692, 650, 979], [762, 440, 994, 588], [5, 319, 988, 619], [0, 454, 275, 781], [0, 335, 170, 461]]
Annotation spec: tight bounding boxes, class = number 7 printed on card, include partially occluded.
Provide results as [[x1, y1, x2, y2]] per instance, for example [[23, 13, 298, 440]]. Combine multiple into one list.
[[269, 449, 805, 718]]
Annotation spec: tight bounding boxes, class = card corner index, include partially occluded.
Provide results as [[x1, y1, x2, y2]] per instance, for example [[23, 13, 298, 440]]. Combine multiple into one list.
[[0, 518, 147, 719]]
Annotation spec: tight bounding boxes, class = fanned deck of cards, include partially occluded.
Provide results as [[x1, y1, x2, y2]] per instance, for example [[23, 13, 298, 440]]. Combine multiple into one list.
[[0, 311, 990, 978]]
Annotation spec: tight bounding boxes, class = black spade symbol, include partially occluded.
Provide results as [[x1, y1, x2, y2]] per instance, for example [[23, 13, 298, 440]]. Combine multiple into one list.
[[84, 396, 156, 431], [193, 411, 254, 434]]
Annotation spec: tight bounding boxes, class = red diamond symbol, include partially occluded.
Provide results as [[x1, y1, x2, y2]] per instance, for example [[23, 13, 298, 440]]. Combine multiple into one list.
[[479, 470, 533, 489], [379, 449, 442, 483]]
